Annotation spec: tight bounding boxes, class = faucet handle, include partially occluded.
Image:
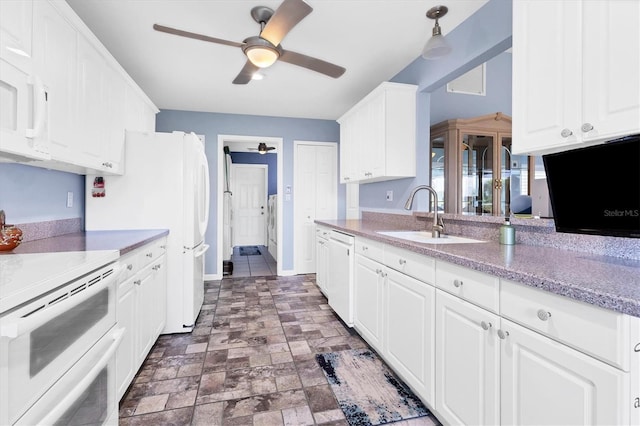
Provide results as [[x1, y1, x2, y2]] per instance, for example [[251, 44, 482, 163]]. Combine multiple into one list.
[[436, 217, 445, 234]]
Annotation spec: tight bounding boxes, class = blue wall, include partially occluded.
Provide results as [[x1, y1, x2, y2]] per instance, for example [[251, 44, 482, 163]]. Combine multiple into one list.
[[429, 51, 512, 124], [155, 110, 341, 274], [229, 151, 278, 195], [0, 163, 85, 224], [359, 0, 513, 211]]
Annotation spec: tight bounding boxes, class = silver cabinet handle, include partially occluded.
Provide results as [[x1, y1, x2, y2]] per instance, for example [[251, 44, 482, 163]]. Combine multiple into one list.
[[134, 280, 141, 286], [481, 321, 492, 330], [560, 128, 573, 138], [375, 269, 382, 274], [160, 245, 166, 249], [126, 264, 133, 271], [398, 259, 406, 265], [497, 329, 509, 339], [363, 246, 368, 251], [453, 279, 463, 288], [146, 253, 153, 258], [581, 123, 594, 132], [537, 309, 551, 321]]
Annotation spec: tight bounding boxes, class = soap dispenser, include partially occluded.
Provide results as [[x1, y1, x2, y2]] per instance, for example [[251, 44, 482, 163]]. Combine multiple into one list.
[[499, 217, 516, 245]]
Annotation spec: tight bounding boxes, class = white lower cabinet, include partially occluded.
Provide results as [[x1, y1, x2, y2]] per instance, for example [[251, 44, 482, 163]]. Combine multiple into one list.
[[315, 226, 330, 295], [116, 238, 167, 401], [354, 254, 384, 351], [435, 289, 500, 426], [385, 268, 435, 405], [500, 317, 628, 426], [344, 235, 638, 425], [353, 243, 435, 407]]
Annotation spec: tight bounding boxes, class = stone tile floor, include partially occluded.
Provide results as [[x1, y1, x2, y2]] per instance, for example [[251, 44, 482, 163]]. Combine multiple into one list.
[[119, 275, 440, 425], [228, 246, 277, 278]]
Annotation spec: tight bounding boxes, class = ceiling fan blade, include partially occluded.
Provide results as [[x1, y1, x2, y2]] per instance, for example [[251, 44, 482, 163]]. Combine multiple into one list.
[[232, 60, 260, 85], [279, 50, 346, 78], [260, 0, 312, 47], [153, 24, 243, 48]]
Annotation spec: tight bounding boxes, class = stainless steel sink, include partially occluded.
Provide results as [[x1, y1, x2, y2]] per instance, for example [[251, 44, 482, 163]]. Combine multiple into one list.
[[376, 231, 486, 244]]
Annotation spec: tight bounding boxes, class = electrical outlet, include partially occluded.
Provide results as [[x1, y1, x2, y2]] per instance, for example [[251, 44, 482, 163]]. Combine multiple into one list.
[[386, 190, 393, 201], [66, 191, 73, 208]]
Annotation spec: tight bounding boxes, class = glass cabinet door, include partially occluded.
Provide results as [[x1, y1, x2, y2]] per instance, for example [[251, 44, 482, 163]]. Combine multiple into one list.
[[430, 135, 445, 211], [461, 133, 495, 215], [429, 113, 532, 217]]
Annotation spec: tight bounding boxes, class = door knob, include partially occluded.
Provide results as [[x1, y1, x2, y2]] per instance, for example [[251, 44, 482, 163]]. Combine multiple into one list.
[[560, 128, 573, 138]]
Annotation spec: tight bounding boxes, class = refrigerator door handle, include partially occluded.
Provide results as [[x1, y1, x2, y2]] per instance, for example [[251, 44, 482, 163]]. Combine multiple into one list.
[[194, 244, 210, 257]]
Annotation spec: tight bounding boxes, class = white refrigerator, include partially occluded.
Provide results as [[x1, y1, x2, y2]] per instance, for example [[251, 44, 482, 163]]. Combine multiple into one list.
[[85, 131, 210, 333]]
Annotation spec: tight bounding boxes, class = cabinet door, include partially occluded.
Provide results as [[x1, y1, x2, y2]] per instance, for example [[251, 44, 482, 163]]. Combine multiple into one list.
[[339, 116, 358, 183], [33, 0, 78, 158], [315, 237, 328, 294], [361, 92, 385, 180], [103, 65, 126, 172], [116, 278, 136, 401], [136, 265, 156, 365], [435, 290, 500, 426], [512, 0, 582, 155], [77, 34, 106, 169], [0, 0, 33, 73], [385, 269, 435, 405], [151, 255, 167, 337], [353, 255, 384, 351], [581, 0, 640, 142], [500, 318, 629, 426]]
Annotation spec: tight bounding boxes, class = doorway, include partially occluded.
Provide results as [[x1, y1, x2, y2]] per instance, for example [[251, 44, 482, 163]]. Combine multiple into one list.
[[216, 135, 283, 279], [231, 164, 267, 246]]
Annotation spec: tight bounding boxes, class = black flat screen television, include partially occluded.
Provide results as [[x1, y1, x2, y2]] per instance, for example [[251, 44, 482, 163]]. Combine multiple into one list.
[[542, 134, 640, 238]]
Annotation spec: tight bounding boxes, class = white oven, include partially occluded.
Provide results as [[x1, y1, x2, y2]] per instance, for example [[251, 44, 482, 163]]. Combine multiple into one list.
[[0, 260, 123, 425]]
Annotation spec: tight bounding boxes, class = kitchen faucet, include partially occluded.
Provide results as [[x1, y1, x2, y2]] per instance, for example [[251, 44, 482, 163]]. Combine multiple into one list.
[[404, 185, 444, 238]]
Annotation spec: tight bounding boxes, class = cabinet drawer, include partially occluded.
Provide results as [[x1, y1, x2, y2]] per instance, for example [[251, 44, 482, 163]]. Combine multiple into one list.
[[384, 245, 435, 285], [355, 238, 384, 263], [500, 279, 630, 370], [118, 251, 140, 281], [139, 239, 165, 268], [316, 226, 331, 240], [435, 261, 499, 313]]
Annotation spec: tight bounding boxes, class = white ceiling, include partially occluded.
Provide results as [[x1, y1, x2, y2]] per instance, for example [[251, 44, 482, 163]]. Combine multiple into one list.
[[66, 0, 488, 120]]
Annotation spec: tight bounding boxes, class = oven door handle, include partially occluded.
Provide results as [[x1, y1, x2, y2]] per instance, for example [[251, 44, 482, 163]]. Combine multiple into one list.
[[38, 327, 125, 425], [0, 263, 123, 340]]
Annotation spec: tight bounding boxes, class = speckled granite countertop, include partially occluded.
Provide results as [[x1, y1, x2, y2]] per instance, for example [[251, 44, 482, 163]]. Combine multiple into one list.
[[3, 229, 169, 256], [316, 219, 640, 318]]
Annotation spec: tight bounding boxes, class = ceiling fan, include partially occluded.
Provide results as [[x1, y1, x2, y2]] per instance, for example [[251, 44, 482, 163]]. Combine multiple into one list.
[[247, 143, 276, 154], [153, 0, 346, 84]]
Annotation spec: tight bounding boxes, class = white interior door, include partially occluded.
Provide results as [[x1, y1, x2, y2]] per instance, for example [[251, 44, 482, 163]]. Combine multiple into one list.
[[294, 142, 338, 274], [232, 164, 267, 247]]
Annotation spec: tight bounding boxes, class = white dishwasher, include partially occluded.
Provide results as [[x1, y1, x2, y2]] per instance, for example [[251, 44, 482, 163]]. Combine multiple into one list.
[[327, 230, 355, 326]]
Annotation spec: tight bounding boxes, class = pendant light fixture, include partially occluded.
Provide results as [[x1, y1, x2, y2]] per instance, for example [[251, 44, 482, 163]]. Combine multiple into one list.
[[422, 5, 452, 60]]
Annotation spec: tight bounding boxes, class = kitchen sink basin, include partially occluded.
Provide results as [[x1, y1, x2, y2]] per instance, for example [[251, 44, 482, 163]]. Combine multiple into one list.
[[376, 231, 486, 244]]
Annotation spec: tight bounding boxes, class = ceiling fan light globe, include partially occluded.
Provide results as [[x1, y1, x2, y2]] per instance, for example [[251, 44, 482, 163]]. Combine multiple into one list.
[[422, 34, 452, 59], [246, 46, 279, 68]]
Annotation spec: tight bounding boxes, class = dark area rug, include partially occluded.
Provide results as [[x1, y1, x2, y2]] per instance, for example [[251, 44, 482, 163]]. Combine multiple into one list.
[[316, 349, 439, 426], [238, 246, 261, 256]]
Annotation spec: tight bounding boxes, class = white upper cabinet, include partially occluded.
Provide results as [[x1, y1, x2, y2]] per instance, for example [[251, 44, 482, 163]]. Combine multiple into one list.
[[0, 1, 33, 73], [512, 0, 640, 155], [32, 0, 78, 160], [1, 0, 158, 174], [338, 82, 417, 183]]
